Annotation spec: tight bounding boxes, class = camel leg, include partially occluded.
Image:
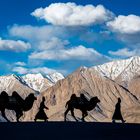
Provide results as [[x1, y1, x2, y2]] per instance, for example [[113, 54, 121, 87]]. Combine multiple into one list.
[[45, 119, 48, 122], [112, 119, 116, 123], [64, 108, 70, 121], [81, 111, 88, 122], [1, 109, 9, 122], [16, 111, 23, 122], [71, 108, 77, 121], [34, 116, 37, 122]]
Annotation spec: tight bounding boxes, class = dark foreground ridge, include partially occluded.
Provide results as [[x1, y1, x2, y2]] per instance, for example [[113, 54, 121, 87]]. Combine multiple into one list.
[[0, 122, 140, 140]]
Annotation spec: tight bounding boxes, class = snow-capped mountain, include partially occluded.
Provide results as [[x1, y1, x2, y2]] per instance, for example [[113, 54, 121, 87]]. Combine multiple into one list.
[[22, 72, 64, 92], [93, 56, 140, 85], [0, 72, 64, 93]]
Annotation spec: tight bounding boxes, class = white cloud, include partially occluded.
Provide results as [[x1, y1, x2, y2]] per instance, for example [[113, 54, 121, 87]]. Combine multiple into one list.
[[0, 38, 31, 52], [9, 25, 66, 42], [38, 37, 69, 50], [9, 24, 110, 68], [14, 62, 26, 66], [107, 15, 140, 34], [109, 48, 137, 57], [29, 45, 107, 61], [28, 67, 57, 74], [31, 2, 114, 26], [12, 66, 61, 75]]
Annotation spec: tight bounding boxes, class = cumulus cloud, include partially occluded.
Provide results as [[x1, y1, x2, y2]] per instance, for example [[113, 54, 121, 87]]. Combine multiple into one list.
[[107, 15, 140, 34], [31, 2, 114, 26], [12, 66, 61, 75], [9, 25, 66, 41], [38, 37, 69, 50], [29, 45, 106, 61], [0, 38, 31, 52], [109, 48, 137, 57]]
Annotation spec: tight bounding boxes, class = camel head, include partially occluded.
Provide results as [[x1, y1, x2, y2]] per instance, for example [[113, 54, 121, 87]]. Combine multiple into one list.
[[23, 93, 37, 111], [28, 93, 37, 101], [90, 96, 100, 104]]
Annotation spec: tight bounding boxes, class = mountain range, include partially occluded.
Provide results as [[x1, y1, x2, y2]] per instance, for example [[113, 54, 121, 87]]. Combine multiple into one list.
[[0, 56, 140, 123]]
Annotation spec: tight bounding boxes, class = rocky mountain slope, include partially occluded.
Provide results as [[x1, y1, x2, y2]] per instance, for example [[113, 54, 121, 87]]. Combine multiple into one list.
[[26, 67, 139, 123], [128, 76, 140, 100]]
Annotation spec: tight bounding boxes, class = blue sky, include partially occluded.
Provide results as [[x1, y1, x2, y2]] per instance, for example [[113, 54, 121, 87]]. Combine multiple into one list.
[[0, 0, 140, 76]]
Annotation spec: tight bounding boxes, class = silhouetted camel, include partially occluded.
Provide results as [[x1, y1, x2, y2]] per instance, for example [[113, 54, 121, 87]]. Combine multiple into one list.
[[0, 91, 37, 122], [34, 97, 49, 122], [112, 98, 126, 123], [64, 94, 100, 121]]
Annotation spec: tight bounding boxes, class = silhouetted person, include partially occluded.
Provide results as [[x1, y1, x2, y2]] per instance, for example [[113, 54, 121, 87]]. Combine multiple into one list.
[[35, 97, 49, 122], [112, 98, 126, 123], [64, 94, 77, 121]]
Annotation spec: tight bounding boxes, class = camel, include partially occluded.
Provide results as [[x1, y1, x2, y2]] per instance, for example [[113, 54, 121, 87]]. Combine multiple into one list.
[[64, 94, 100, 121], [0, 91, 37, 122]]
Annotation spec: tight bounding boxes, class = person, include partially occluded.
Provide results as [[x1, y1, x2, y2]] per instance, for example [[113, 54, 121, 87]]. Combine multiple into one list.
[[112, 98, 126, 123], [34, 97, 49, 122]]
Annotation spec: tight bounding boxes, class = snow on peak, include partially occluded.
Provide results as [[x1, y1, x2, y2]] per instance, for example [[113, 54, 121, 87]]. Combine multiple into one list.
[[22, 72, 64, 92], [22, 73, 53, 92], [93, 56, 140, 81], [46, 72, 64, 83], [23, 73, 44, 80]]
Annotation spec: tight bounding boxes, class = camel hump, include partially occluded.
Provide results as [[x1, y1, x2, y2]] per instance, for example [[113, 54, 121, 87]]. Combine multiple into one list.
[[0, 91, 9, 103], [0, 91, 8, 97], [12, 91, 24, 104]]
